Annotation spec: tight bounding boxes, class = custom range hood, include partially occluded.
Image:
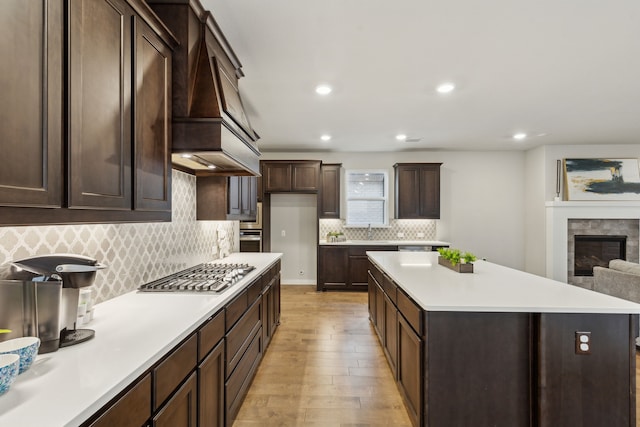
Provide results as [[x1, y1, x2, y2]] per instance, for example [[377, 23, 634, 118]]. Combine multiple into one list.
[[148, 0, 260, 176]]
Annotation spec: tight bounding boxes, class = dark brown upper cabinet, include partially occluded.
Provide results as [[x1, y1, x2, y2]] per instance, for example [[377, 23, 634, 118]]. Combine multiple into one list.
[[394, 163, 442, 219], [133, 18, 172, 212], [262, 161, 321, 193], [0, 0, 176, 225], [0, 0, 63, 208], [319, 163, 341, 218], [228, 176, 257, 220], [68, 0, 133, 210]]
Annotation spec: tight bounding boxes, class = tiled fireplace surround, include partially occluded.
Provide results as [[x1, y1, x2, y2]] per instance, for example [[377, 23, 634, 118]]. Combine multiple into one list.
[[546, 201, 640, 285]]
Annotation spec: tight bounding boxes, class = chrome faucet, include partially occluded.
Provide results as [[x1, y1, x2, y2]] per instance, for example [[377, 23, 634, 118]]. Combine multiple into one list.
[[367, 223, 372, 240]]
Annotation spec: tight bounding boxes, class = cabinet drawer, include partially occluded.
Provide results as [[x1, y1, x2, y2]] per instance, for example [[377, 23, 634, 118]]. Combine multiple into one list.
[[225, 326, 263, 423], [349, 245, 393, 256], [89, 374, 151, 427], [226, 290, 248, 332], [369, 261, 384, 287], [198, 310, 225, 361], [247, 278, 262, 304], [382, 275, 397, 304], [153, 334, 197, 410], [226, 298, 261, 377], [397, 289, 423, 336]]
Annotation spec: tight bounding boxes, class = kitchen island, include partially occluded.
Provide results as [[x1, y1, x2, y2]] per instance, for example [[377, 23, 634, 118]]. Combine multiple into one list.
[[367, 251, 640, 427], [0, 252, 281, 427]]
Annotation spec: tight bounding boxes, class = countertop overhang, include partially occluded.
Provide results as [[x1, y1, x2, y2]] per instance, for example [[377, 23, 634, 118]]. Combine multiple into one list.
[[0, 252, 282, 427], [368, 251, 640, 314]]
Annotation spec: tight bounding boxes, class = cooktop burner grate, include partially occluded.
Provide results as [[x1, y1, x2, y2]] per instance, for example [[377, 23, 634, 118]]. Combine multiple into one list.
[[138, 262, 255, 293]]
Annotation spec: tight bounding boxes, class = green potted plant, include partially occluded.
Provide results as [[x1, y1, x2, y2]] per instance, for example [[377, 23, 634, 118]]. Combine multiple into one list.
[[437, 248, 476, 273]]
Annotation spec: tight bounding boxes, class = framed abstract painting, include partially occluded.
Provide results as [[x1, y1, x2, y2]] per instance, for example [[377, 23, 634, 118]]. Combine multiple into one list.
[[563, 158, 640, 201]]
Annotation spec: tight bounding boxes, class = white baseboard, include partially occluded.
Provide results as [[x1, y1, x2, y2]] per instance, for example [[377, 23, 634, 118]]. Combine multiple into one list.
[[281, 279, 316, 285]]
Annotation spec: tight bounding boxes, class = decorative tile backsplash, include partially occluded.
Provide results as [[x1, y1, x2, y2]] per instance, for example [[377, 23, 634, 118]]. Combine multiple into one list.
[[0, 170, 235, 304], [319, 218, 437, 241]]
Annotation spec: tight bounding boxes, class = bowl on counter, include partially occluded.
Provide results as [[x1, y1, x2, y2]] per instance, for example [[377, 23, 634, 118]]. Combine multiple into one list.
[[0, 337, 40, 374], [0, 354, 20, 395]]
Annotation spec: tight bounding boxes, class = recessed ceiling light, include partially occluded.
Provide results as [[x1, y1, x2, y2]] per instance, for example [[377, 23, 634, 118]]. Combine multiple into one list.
[[396, 134, 407, 141], [513, 132, 527, 141], [207, 164, 216, 169], [315, 84, 332, 95], [320, 134, 331, 141], [180, 153, 193, 158], [436, 82, 456, 93]]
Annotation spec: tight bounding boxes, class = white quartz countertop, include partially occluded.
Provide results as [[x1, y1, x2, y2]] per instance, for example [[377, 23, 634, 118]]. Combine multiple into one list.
[[319, 239, 450, 246], [0, 252, 282, 427], [368, 251, 640, 314]]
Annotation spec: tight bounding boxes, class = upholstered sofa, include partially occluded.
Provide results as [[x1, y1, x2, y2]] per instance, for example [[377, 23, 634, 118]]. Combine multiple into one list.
[[593, 259, 640, 345]]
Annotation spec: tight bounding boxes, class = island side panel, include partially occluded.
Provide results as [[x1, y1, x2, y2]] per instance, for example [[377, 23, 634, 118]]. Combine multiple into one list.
[[537, 313, 636, 427], [424, 311, 532, 427]]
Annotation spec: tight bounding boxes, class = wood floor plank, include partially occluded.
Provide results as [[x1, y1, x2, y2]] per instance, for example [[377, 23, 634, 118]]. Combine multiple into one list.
[[233, 285, 412, 426]]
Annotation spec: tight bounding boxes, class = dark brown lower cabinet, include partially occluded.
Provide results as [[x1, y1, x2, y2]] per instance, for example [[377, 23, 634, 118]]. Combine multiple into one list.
[[383, 293, 398, 377], [82, 261, 281, 427], [225, 327, 263, 426], [318, 246, 348, 290], [198, 340, 225, 427], [152, 372, 197, 427], [397, 315, 421, 427], [368, 260, 637, 427], [319, 245, 397, 291], [88, 374, 152, 427]]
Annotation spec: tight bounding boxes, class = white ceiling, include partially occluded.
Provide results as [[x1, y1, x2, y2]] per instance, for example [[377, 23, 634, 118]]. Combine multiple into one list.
[[201, 0, 640, 153]]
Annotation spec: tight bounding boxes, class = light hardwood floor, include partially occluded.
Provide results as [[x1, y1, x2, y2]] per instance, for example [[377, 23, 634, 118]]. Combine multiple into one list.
[[233, 285, 412, 427], [234, 285, 640, 427]]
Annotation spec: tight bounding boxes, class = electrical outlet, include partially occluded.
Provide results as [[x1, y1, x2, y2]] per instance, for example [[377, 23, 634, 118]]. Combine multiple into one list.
[[575, 331, 591, 355], [281, 230, 286, 237], [417, 232, 425, 238], [397, 232, 404, 238]]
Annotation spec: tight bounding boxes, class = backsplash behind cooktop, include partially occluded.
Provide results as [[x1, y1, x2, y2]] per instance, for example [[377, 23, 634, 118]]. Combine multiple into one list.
[[0, 170, 235, 303]]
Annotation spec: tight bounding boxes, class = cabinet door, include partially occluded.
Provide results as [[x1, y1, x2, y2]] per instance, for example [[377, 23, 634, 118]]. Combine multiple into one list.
[[395, 165, 421, 219], [395, 163, 441, 219], [89, 374, 151, 427], [320, 164, 341, 218], [228, 176, 241, 215], [198, 340, 224, 427], [291, 162, 320, 192], [374, 283, 385, 343], [397, 315, 422, 427], [134, 18, 171, 212], [318, 246, 349, 291], [384, 294, 398, 378], [348, 255, 370, 289], [419, 165, 440, 218], [0, 0, 62, 208], [262, 162, 291, 192], [68, 0, 132, 210], [153, 372, 197, 427], [368, 271, 377, 323], [240, 176, 257, 217]]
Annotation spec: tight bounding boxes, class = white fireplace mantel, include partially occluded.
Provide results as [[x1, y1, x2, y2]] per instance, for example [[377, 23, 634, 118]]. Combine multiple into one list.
[[546, 201, 640, 283]]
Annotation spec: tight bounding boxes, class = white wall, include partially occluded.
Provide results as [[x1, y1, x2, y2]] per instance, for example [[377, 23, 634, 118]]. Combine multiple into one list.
[[524, 146, 547, 276], [270, 193, 317, 284], [262, 150, 526, 270]]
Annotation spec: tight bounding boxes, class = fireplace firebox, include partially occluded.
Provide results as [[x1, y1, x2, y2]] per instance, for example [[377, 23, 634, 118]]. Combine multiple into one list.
[[574, 235, 626, 276]]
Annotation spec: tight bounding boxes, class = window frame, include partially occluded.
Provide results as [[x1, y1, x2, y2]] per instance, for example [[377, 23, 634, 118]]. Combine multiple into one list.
[[344, 169, 389, 227]]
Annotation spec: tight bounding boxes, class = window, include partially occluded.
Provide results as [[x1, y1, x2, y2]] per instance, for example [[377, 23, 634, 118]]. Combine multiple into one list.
[[345, 170, 389, 227]]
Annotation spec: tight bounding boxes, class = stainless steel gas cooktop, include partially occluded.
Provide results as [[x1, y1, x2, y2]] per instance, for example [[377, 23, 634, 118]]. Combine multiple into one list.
[[138, 262, 255, 293]]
